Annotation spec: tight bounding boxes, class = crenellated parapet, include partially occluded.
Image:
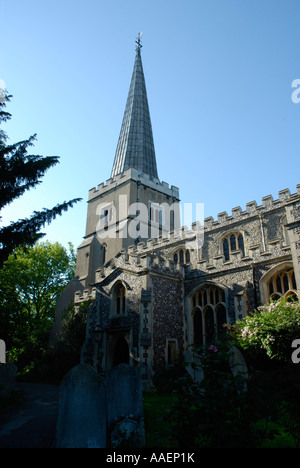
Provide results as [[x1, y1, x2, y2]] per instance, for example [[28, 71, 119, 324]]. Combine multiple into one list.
[[204, 185, 300, 230], [88, 167, 180, 201]]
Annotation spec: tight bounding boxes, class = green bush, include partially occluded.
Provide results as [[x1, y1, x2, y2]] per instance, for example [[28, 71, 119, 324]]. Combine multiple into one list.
[[228, 296, 300, 364]]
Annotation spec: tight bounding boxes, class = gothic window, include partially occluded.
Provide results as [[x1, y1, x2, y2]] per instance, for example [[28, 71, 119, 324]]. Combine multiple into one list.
[[112, 282, 126, 316], [193, 309, 203, 347], [216, 304, 227, 338], [238, 234, 245, 257], [186, 250, 190, 263], [230, 234, 236, 252], [179, 249, 184, 264], [267, 267, 298, 302], [173, 248, 190, 265], [204, 306, 214, 344], [223, 238, 230, 261], [192, 285, 227, 346], [222, 232, 245, 261]]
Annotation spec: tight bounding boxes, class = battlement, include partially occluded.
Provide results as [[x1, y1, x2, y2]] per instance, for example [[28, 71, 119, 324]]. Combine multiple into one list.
[[123, 223, 203, 257], [204, 184, 300, 229], [88, 167, 180, 201], [93, 245, 185, 283]]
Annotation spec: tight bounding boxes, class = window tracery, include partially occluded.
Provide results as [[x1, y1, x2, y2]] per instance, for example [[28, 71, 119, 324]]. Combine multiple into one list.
[[173, 248, 190, 265], [192, 285, 227, 346], [267, 267, 298, 302], [112, 282, 126, 316], [222, 232, 245, 261]]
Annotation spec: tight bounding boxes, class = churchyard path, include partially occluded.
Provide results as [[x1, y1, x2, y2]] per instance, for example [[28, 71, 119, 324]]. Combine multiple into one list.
[[0, 382, 59, 448]]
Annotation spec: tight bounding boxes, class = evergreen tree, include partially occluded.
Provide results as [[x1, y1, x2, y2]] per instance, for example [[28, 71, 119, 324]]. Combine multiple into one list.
[[0, 92, 82, 265]]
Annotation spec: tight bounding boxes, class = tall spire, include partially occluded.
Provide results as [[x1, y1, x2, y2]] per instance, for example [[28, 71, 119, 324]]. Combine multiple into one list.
[[111, 34, 158, 180]]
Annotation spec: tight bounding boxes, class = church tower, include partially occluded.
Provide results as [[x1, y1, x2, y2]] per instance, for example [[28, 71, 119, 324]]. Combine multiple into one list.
[[75, 36, 180, 289]]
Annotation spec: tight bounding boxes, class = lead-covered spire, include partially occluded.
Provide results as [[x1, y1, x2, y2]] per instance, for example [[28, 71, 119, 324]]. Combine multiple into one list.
[[111, 35, 158, 179]]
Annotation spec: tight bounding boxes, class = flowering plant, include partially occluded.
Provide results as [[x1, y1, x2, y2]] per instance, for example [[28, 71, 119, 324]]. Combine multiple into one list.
[[227, 296, 300, 362]]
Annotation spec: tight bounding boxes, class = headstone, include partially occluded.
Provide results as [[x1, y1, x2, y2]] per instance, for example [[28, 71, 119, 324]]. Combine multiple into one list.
[[56, 363, 106, 448], [107, 364, 145, 447], [184, 348, 204, 383], [229, 346, 248, 392], [0, 363, 17, 399]]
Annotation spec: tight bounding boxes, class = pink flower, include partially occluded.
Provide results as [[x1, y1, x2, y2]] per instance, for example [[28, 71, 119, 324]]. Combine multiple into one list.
[[208, 345, 218, 353]]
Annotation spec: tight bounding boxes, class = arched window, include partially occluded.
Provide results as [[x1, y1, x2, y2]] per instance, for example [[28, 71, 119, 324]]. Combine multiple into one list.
[[179, 249, 184, 264], [193, 309, 203, 347], [223, 238, 230, 262], [267, 267, 298, 302], [222, 232, 245, 261], [204, 306, 214, 345], [192, 284, 227, 346], [216, 304, 227, 338], [112, 282, 126, 316], [173, 248, 190, 265]]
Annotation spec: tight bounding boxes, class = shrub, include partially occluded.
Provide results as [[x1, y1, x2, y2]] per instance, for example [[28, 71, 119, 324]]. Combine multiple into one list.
[[228, 296, 300, 364]]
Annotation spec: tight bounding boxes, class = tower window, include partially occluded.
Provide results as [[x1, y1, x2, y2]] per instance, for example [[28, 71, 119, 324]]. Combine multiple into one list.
[[149, 202, 164, 227], [100, 202, 115, 227]]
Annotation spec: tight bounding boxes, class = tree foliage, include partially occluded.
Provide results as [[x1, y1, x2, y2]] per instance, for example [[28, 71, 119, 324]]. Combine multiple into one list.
[[0, 92, 82, 265], [0, 241, 77, 373]]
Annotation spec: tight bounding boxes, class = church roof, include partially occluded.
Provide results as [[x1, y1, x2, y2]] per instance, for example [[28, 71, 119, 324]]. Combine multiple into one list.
[[111, 37, 158, 180]]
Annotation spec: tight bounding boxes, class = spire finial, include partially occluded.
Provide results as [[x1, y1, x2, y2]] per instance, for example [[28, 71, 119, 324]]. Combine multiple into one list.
[[135, 32, 143, 51]]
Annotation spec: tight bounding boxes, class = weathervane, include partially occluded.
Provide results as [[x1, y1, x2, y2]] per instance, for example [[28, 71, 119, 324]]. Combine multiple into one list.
[[135, 32, 143, 50]]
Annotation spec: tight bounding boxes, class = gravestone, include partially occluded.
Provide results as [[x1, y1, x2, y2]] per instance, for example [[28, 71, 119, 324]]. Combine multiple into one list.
[[56, 363, 106, 448], [229, 346, 248, 392], [184, 348, 204, 383], [107, 363, 145, 447]]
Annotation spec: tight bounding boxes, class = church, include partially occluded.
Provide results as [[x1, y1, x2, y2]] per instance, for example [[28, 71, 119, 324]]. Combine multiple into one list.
[[52, 36, 300, 389]]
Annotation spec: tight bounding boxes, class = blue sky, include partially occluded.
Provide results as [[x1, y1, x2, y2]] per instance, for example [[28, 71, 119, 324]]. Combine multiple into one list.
[[1, 0, 300, 250]]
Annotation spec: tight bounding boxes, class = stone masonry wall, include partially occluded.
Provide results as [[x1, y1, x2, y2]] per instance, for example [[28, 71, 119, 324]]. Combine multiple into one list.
[[151, 273, 184, 380]]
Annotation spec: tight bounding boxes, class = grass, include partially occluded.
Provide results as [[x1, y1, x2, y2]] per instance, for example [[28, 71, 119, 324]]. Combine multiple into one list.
[[143, 390, 297, 448], [256, 419, 297, 448], [143, 391, 175, 447]]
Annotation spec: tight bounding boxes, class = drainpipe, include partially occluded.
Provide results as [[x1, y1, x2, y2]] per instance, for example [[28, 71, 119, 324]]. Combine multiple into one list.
[[252, 265, 258, 310]]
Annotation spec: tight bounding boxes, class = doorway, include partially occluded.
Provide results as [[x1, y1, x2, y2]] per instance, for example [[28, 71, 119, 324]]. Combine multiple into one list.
[[113, 336, 129, 367]]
